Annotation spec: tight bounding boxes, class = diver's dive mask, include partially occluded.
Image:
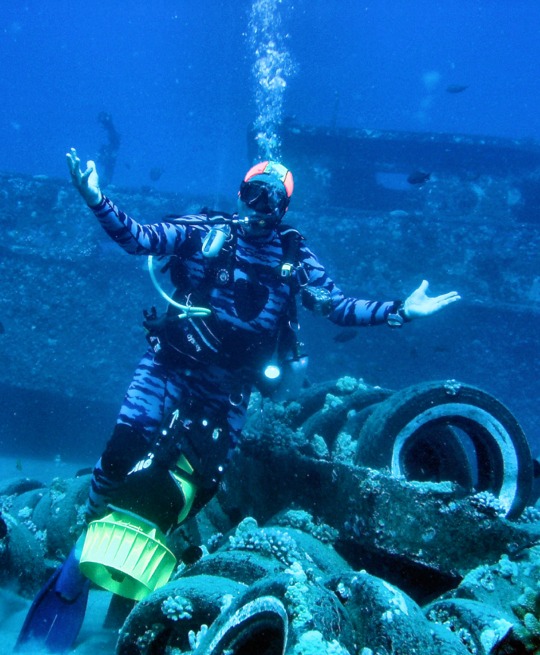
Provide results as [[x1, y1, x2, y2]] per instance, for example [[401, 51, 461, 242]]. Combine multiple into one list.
[[239, 180, 289, 222]]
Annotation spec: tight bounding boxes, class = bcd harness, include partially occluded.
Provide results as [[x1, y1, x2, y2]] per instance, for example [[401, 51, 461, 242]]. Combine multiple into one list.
[[143, 210, 309, 378]]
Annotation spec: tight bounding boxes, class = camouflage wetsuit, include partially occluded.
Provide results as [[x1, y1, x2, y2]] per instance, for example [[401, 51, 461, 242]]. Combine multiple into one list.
[[86, 196, 401, 522]]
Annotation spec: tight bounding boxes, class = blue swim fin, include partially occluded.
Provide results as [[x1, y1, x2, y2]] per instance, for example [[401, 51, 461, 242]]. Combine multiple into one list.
[[15, 545, 90, 653]]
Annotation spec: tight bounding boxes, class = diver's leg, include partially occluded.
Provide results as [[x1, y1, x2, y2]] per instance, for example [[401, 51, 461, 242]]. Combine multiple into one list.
[[17, 352, 186, 652], [86, 425, 150, 520], [86, 349, 185, 521], [172, 365, 251, 520]]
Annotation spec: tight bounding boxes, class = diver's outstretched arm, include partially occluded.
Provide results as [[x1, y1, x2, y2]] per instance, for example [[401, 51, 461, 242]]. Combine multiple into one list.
[[403, 280, 461, 320], [66, 147, 103, 207]]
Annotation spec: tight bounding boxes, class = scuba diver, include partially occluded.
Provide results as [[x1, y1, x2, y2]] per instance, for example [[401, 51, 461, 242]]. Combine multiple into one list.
[[16, 150, 460, 653]]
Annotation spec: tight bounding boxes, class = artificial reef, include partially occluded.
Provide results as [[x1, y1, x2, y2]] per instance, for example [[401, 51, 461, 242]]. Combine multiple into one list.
[[1, 376, 540, 654]]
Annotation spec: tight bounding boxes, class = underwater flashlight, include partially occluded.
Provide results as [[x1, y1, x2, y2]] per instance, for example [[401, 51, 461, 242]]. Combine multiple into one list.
[[263, 363, 281, 380]]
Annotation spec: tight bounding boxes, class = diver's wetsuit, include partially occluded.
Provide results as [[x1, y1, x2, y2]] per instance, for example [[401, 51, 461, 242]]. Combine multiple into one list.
[[86, 196, 400, 521]]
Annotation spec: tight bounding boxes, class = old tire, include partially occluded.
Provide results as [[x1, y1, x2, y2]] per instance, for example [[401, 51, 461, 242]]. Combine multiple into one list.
[[302, 386, 393, 448], [192, 573, 355, 655], [116, 575, 245, 655], [355, 380, 533, 519]]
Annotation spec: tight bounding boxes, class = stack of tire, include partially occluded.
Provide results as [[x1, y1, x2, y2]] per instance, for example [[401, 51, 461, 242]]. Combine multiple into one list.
[[117, 517, 469, 655], [289, 379, 533, 519]]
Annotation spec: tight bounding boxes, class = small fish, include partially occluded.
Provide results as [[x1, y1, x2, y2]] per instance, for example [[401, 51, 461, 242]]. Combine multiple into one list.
[[389, 210, 409, 219], [15, 459, 22, 472], [446, 84, 468, 94], [433, 345, 450, 353], [333, 330, 358, 343], [149, 167, 164, 182], [75, 467, 94, 477], [0, 321, 4, 334], [407, 171, 431, 185]]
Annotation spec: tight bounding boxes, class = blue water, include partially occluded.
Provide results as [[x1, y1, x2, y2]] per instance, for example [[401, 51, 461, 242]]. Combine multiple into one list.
[[1, 1, 540, 196]]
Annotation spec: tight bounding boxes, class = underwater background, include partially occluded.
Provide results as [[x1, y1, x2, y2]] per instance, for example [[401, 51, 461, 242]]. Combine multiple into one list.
[[2, 1, 540, 194], [1, 2, 540, 654]]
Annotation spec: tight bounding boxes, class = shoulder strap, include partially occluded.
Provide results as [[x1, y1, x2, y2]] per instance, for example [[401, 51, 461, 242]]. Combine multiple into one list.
[[275, 224, 307, 328], [277, 224, 305, 281]]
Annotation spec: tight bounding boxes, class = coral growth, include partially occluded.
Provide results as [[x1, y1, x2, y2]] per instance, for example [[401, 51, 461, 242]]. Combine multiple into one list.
[[161, 595, 193, 622], [228, 516, 302, 566], [509, 581, 540, 653]]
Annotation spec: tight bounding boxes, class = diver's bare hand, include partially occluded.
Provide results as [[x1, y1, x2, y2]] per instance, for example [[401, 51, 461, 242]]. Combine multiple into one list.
[[403, 280, 461, 319], [66, 148, 102, 207]]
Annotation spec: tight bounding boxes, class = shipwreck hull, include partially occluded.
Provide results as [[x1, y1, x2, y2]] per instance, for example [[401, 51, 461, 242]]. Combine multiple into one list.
[[1, 125, 539, 460]]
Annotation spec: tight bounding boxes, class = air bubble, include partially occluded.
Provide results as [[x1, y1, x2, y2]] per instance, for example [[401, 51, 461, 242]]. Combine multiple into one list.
[[248, 0, 296, 160]]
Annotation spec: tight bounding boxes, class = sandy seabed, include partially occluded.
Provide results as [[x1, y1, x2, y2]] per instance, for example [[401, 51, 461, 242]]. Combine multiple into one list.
[[1, 588, 119, 655], [0, 456, 122, 654]]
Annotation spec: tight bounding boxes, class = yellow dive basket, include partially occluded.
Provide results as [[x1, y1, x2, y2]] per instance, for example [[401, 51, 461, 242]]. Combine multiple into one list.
[[79, 507, 177, 601]]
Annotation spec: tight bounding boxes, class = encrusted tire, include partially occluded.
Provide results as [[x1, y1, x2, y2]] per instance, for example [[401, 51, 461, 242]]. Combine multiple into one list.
[[348, 406, 474, 489], [392, 422, 474, 489], [302, 386, 393, 448], [192, 573, 355, 655], [192, 592, 289, 655], [355, 380, 533, 519], [115, 575, 245, 655]]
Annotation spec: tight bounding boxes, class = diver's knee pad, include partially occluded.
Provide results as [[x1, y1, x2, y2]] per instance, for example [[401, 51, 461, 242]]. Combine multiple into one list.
[[101, 424, 150, 481]]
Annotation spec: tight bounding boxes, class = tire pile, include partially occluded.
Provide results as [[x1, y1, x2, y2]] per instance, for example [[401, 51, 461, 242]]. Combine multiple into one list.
[[1, 377, 539, 654]]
